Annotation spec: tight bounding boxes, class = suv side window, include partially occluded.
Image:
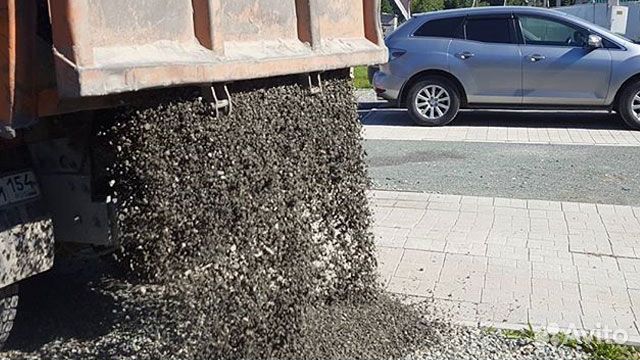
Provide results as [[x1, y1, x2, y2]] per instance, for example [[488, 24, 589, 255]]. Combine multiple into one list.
[[518, 15, 589, 47], [414, 17, 464, 38], [464, 17, 514, 44]]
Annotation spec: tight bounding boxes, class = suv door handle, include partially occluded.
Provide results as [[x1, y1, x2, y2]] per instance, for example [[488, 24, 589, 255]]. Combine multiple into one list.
[[529, 54, 546, 62], [456, 52, 475, 60]]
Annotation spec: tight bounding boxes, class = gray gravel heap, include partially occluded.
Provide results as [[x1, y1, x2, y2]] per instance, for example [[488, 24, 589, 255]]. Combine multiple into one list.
[[94, 71, 380, 359], [0, 270, 589, 360], [278, 295, 435, 359], [413, 324, 587, 360]]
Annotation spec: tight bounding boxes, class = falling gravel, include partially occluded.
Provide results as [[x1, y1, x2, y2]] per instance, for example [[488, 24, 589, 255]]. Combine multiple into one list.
[[0, 72, 590, 360], [96, 71, 382, 359]]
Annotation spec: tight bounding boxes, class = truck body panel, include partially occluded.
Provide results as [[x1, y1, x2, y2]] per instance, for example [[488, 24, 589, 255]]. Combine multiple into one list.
[[0, 0, 387, 133]]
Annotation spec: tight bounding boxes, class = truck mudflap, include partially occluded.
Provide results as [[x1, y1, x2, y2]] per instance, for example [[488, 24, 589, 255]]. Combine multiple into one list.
[[0, 142, 54, 288], [0, 217, 53, 289], [0, 176, 54, 289]]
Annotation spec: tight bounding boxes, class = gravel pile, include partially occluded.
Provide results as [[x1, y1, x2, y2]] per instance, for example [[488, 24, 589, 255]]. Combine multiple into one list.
[[1, 267, 589, 360], [278, 295, 435, 360], [413, 324, 588, 360], [94, 71, 382, 359], [2, 72, 435, 359]]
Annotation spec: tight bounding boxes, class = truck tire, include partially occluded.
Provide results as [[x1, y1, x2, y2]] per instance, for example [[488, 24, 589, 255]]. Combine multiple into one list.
[[0, 284, 18, 350]]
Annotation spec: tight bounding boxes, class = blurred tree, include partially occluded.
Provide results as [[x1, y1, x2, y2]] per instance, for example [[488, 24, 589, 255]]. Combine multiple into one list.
[[412, 0, 446, 12], [381, 0, 395, 13], [444, 0, 473, 8], [383, 0, 506, 13]]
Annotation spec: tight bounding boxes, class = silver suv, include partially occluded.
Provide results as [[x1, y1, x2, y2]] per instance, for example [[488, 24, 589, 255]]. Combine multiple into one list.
[[373, 6, 640, 129]]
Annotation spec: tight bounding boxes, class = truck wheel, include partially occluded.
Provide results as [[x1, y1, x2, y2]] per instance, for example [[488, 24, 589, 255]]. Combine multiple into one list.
[[407, 76, 460, 126], [0, 284, 18, 350], [618, 80, 640, 130]]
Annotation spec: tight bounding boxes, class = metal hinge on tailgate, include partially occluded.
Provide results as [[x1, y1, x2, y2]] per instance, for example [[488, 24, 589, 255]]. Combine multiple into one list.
[[307, 73, 323, 95], [205, 84, 232, 118]]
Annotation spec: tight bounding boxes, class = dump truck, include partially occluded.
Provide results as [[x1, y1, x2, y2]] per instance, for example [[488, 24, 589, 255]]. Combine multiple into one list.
[[0, 0, 387, 348]]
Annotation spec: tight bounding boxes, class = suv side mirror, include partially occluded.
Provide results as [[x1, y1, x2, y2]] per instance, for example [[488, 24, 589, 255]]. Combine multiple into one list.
[[587, 34, 603, 48]]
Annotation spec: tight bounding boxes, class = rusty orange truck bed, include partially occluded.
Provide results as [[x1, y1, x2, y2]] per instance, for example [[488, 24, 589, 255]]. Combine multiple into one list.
[[0, 0, 386, 136]]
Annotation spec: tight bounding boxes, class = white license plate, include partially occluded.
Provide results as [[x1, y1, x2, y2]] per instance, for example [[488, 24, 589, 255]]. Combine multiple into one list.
[[0, 171, 40, 207]]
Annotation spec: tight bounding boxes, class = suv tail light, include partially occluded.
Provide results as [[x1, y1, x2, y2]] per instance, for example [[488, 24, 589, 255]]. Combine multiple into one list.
[[388, 48, 407, 62]]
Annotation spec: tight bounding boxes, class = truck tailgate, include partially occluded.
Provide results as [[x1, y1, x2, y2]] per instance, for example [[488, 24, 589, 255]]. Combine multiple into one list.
[[49, 0, 388, 97]]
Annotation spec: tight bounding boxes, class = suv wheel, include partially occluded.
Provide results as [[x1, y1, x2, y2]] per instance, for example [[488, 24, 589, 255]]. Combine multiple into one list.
[[0, 284, 18, 350], [618, 80, 640, 130], [407, 76, 460, 126]]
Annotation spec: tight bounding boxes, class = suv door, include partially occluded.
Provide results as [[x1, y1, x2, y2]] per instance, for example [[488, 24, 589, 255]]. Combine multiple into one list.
[[516, 14, 612, 106], [449, 15, 522, 104]]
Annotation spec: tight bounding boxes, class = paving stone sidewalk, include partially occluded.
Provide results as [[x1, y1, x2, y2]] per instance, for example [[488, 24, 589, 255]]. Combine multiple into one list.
[[371, 189, 640, 343], [360, 109, 640, 146]]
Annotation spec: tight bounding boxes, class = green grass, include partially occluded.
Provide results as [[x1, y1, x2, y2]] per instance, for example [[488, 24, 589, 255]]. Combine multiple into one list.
[[354, 66, 372, 89], [499, 325, 640, 360], [580, 338, 640, 360], [503, 323, 537, 341]]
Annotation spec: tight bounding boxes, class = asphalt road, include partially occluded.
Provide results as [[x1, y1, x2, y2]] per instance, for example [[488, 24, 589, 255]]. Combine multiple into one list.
[[365, 140, 640, 206]]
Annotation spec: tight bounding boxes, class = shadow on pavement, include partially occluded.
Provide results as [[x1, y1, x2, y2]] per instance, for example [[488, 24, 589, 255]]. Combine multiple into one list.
[[357, 101, 391, 111], [359, 106, 630, 130], [4, 258, 123, 352]]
